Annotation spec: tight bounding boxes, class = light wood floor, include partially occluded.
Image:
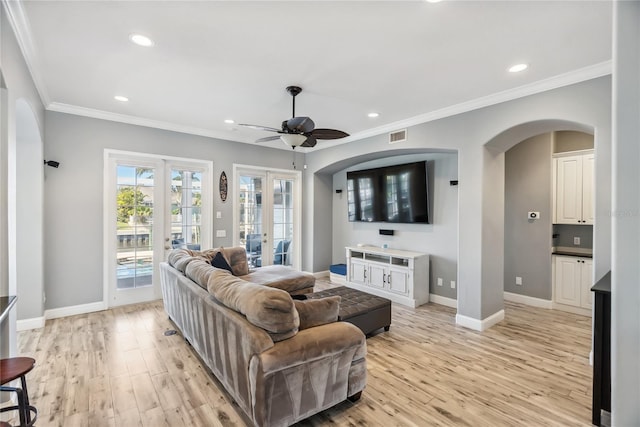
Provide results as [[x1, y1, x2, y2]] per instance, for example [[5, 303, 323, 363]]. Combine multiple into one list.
[[10, 281, 593, 426]]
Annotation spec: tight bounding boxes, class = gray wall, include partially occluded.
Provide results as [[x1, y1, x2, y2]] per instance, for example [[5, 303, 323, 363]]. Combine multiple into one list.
[[554, 130, 594, 153], [612, 2, 640, 423], [305, 76, 612, 323], [1, 7, 47, 358], [504, 133, 553, 299], [553, 224, 593, 250], [43, 111, 303, 310], [331, 153, 458, 299]]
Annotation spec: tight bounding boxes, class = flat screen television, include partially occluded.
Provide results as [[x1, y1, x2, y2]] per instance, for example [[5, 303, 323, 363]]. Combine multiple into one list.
[[346, 161, 429, 224]]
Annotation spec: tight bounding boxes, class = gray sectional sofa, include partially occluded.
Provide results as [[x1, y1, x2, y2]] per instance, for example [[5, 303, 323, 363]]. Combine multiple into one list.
[[160, 247, 367, 427]]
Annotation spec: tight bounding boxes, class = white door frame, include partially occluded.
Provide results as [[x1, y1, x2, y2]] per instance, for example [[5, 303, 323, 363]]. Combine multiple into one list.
[[232, 164, 302, 270], [103, 149, 212, 307]]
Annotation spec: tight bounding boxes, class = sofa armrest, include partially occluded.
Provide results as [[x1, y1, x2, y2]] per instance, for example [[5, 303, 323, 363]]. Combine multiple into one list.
[[249, 321, 366, 426], [257, 321, 366, 374]]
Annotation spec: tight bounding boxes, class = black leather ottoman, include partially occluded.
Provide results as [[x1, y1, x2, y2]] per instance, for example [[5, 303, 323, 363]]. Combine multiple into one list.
[[308, 286, 391, 336]]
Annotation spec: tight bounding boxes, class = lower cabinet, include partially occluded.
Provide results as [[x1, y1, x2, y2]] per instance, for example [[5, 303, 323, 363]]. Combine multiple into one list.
[[345, 246, 429, 307], [553, 255, 593, 312]]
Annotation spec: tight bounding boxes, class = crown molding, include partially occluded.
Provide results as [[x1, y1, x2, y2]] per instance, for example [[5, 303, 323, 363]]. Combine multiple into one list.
[[48, 101, 258, 142], [329, 60, 613, 149], [2, 0, 51, 106], [49, 61, 611, 152]]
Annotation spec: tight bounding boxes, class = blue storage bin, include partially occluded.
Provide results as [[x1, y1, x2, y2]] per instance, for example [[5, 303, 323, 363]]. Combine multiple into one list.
[[329, 263, 347, 276]]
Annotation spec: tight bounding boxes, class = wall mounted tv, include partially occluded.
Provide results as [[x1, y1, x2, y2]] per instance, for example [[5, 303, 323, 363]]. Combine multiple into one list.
[[347, 161, 429, 224]]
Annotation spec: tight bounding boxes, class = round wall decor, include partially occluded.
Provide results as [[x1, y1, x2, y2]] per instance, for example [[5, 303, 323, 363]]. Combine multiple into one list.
[[219, 171, 228, 202]]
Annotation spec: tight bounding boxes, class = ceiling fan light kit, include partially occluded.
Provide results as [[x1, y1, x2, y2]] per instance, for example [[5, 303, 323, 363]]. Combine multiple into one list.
[[239, 85, 349, 149], [280, 134, 307, 147]]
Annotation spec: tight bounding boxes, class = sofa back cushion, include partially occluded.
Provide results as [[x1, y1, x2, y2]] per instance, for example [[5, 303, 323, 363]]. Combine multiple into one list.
[[168, 249, 205, 273], [222, 246, 250, 276], [169, 246, 249, 276], [294, 296, 341, 330], [207, 269, 299, 341], [184, 258, 216, 290]]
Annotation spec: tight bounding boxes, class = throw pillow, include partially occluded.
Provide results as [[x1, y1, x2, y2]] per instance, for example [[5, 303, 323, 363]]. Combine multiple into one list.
[[294, 296, 341, 330], [211, 251, 233, 274]]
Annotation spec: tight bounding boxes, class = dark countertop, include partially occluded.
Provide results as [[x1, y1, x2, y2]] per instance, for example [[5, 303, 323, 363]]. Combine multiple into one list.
[[592, 271, 611, 294], [552, 250, 593, 258], [0, 295, 17, 323]]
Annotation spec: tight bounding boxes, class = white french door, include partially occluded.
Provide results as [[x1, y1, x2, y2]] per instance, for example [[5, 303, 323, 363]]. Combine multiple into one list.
[[104, 151, 212, 307], [233, 165, 301, 269]]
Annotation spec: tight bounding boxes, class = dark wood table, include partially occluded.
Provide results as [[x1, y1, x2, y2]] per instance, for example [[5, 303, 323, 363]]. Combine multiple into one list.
[[591, 271, 611, 426]]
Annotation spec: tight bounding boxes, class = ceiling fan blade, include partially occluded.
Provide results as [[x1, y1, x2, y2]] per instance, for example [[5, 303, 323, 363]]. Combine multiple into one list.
[[238, 123, 281, 133], [286, 117, 315, 133], [309, 128, 349, 140], [255, 135, 282, 143], [301, 136, 317, 148]]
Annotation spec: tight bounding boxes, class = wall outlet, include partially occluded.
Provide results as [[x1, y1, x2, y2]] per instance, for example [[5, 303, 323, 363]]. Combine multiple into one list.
[[573, 236, 581, 245], [516, 276, 523, 286], [216, 229, 226, 238], [450, 280, 456, 289], [437, 278, 443, 287]]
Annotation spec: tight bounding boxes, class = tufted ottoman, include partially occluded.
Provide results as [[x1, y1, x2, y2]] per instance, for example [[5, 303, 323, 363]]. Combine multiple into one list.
[[308, 286, 391, 336]]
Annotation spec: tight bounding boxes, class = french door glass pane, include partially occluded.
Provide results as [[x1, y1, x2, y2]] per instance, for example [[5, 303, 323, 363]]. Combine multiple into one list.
[[238, 175, 263, 267], [272, 178, 293, 266], [170, 169, 202, 250], [116, 166, 154, 289]]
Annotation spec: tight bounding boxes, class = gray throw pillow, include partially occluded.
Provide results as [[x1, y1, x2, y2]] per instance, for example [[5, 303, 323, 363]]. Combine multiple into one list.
[[294, 296, 341, 330]]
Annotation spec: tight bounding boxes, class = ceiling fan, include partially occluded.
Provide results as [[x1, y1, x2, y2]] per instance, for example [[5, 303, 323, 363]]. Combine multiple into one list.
[[239, 86, 349, 148]]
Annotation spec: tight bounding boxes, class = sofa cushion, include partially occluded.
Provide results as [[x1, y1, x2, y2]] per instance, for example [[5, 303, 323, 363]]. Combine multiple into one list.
[[211, 251, 233, 273], [222, 246, 250, 276], [184, 258, 216, 290], [208, 269, 299, 342], [239, 265, 315, 294], [294, 296, 341, 330], [167, 249, 205, 273]]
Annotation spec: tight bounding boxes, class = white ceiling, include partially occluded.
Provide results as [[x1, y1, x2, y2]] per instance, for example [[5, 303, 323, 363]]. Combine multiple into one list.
[[7, 1, 612, 151]]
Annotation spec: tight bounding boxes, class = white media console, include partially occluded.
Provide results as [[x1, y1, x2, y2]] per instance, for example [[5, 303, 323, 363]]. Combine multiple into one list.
[[345, 246, 429, 307]]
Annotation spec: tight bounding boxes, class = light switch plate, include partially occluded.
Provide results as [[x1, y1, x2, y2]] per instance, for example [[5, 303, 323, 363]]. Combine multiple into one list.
[[216, 230, 226, 238], [216, 211, 222, 219]]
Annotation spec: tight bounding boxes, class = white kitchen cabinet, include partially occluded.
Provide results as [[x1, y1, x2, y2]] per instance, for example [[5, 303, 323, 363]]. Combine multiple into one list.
[[553, 151, 594, 225], [553, 255, 593, 313], [580, 258, 594, 310], [345, 246, 429, 307]]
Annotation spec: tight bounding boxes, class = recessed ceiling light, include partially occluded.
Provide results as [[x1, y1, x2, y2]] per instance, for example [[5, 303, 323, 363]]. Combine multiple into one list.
[[508, 63, 528, 73], [114, 95, 129, 102], [425, 0, 442, 3], [368, 112, 380, 118], [224, 119, 235, 124], [129, 34, 154, 47]]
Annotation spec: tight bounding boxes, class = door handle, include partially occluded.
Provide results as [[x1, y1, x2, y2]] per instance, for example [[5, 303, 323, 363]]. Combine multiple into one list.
[[164, 245, 171, 250]]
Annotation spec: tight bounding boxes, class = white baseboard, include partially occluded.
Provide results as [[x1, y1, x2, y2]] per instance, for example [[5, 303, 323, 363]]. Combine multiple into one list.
[[456, 309, 505, 331], [16, 316, 45, 331], [429, 294, 457, 309], [45, 301, 106, 320], [503, 291, 553, 309], [16, 301, 107, 331]]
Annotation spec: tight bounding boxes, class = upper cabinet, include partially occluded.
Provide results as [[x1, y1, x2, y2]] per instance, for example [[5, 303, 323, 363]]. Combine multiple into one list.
[[553, 150, 594, 225]]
